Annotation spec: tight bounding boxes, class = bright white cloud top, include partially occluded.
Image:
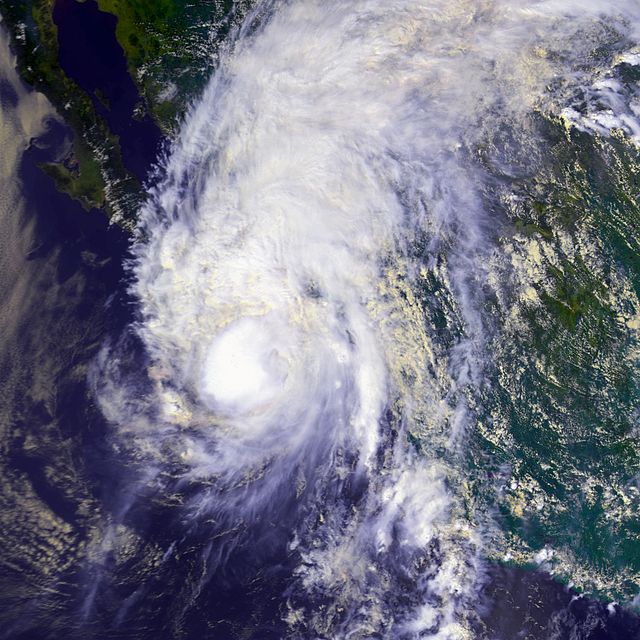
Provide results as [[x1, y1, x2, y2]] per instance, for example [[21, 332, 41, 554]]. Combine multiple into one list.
[[94, 1, 640, 637]]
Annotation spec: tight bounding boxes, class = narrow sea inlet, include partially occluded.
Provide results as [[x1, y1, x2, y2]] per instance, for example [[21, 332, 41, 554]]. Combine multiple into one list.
[[0, 2, 639, 638], [52, 0, 162, 181]]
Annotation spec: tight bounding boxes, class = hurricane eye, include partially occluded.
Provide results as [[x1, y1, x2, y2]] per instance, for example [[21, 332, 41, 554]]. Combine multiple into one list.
[[198, 316, 291, 417]]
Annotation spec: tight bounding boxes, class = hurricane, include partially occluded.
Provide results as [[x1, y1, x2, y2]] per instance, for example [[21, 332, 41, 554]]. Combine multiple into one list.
[[93, 0, 640, 637]]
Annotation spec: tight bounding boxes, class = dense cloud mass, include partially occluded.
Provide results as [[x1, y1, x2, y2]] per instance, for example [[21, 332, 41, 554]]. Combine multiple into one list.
[[94, 1, 640, 637]]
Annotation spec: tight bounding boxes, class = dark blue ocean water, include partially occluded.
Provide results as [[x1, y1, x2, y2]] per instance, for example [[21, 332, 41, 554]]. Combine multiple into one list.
[[0, 2, 639, 638], [52, 0, 162, 182]]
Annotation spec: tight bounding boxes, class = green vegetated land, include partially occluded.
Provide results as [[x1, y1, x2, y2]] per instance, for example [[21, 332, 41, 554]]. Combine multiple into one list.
[[472, 115, 640, 602], [0, 0, 252, 224], [403, 100, 640, 602], [97, 0, 253, 129], [2, 0, 640, 610], [1, 0, 109, 212]]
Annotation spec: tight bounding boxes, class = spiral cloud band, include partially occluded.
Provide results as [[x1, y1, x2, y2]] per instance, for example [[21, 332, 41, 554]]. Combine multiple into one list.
[[94, 0, 640, 637]]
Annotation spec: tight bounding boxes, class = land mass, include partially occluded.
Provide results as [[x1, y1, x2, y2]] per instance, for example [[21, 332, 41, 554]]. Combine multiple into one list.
[[0, 0, 252, 225]]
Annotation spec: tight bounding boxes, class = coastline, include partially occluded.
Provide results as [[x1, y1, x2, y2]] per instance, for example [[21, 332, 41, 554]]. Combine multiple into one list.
[[0, 8, 639, 640]]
